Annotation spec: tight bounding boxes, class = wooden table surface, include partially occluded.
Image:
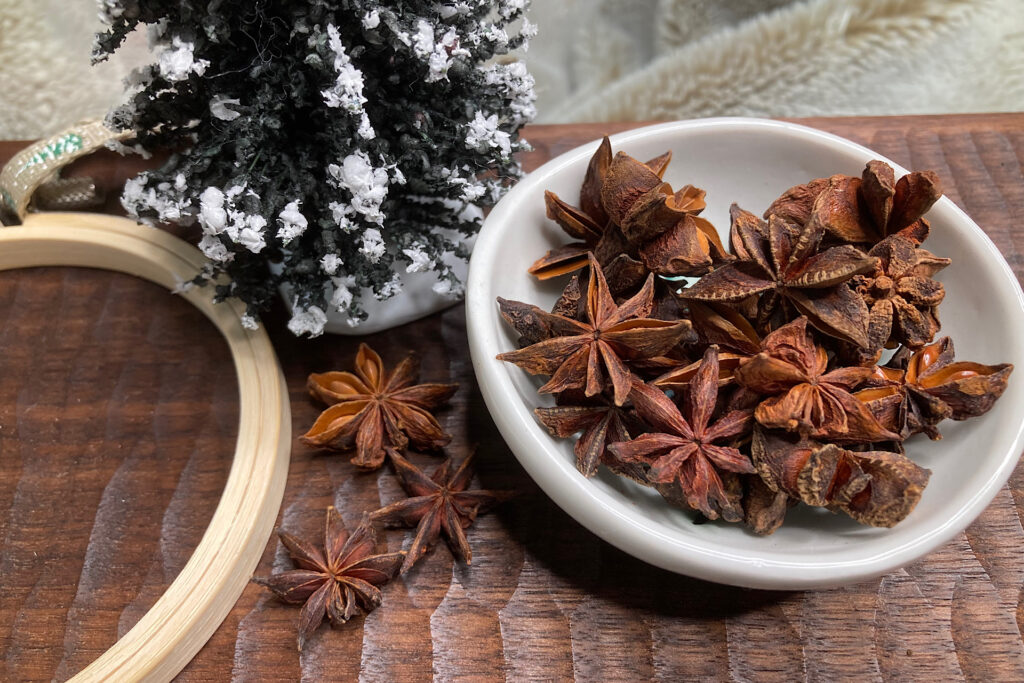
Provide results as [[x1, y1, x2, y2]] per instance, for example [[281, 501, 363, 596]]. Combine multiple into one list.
[[2, 114, 1024, 682]]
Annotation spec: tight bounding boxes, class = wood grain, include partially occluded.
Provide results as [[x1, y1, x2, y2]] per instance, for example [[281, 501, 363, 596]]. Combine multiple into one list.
[[0, 214, 291, 682], [2, 113, 1024, 682]]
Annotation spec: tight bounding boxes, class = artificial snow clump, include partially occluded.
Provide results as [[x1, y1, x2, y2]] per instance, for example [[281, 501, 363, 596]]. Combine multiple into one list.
[[210, 95, 241, 121], [402, 244, 434, 273], [277, 201, 308, 243], [328, 152, 389, 225], [287, 304, 328, 338], [330, 276, 356, 311], [322, 24, 368, 112], [321, 253, 343, 275], [465, 111, 512, 158], [158, 36, 209, 82], [360, 228, 386, 263], [362, 10, 380, 30], [198, 234, 232, 263]]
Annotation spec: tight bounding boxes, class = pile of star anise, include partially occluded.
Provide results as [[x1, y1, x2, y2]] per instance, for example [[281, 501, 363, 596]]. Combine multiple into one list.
[[497, 137, 1013, 534], [255, 344, 513, 648]]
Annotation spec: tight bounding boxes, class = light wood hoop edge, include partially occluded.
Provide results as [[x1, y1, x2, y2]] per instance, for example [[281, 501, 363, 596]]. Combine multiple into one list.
[[1, 212, 291, 682]]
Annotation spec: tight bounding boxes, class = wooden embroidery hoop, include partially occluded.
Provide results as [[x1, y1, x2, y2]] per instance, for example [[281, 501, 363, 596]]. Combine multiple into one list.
[[0, 129, 291, 682]]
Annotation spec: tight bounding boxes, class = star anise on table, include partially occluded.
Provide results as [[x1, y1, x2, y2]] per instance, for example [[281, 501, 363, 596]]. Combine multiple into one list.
[[733, 317, 899, 442], [300, 344, 458, 469], [534, 388, 648, 481], [370, 449, 515, 574], [751, 427, 931, 528], [855, 336, 1014, 440], [846, 231, 951, 363], [807, 160, 942, 244], [497, 254, 695, 405], [253, 507, 404, 649], [608, 347, 756, 521], [681, 204, 878, 346]]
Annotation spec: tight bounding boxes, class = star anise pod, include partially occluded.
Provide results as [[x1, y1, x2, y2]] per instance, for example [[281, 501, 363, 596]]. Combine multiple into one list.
[[686, 300, 762, 356], [534, 388, 648, 481], [550, 271, 585, 320], [846, 232, 951, 363], [763, 177, 831, 226], [652, 351, 747, 391], [529, 137, 674, 280], [650, 301, 762, 390], [743, 474, 793, 536], [733, 317, 899, 442], [301, 344, 458, 469], [855, 336, 1014, 440], [498, 296, 560, 348], [497, 254, 695, 405], [371, 449, 514, 573], [608, 347, 755, 521], [681, 204, 877, 347], [807, 160, 942, 244], [601, 151, 728, 278], [751, 427, 930, 528], [253, 508, 404, 649]]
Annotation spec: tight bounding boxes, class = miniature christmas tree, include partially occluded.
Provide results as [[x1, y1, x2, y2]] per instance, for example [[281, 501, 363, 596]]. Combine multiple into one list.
[[94, 0, 536, 335]]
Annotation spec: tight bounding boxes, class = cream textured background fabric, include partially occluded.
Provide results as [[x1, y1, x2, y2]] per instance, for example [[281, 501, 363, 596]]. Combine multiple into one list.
[[1, 0, 1022, 138], [530, 0, 1024, 122], [0, 0, 146, 138]]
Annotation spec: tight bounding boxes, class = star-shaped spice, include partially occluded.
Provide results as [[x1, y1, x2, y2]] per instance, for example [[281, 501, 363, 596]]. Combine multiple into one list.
[[807, 160, 942, 244], [497, 254, 694, 405], [648, 303, 762, 391], [734, 317, 899, 442], [743, 473, 793, 536], [601, 150, 728, 278], [253, 508, 404, 649], [301, 343, 458, 469], [534, 388, 647, 481], [686, 300, 763, 356], [849, 232, 950, 361], [855, 336, 1014, 440], [681, 204, 878, 347], [370, 449, 515, 574], [763, 177, 832, 226], [652, 351, 747, 391], [608, 347, 756, 521], [529, 137, 675, 280], [751, 427, 931, 528], [530, 136, 615, 280], [530, 138, 727, 288]]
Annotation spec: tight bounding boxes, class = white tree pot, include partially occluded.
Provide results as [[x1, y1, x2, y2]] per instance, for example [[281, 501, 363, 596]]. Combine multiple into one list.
[[277, 239, 471, 335]]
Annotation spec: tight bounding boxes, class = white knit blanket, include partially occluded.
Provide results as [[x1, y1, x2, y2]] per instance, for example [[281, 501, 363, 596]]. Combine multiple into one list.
[[1, 0, 1022, 138]]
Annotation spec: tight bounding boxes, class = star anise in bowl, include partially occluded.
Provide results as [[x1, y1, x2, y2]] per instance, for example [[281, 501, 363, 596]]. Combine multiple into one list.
[[493, 140, 1014, 542], [529, 136, 729, 296]]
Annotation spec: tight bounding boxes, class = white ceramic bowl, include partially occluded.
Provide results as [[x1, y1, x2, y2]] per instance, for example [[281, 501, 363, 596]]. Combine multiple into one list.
[[465, 118, 1024, 590]]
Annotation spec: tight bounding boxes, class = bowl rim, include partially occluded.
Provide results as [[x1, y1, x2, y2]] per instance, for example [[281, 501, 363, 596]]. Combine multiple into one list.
[[466, 116, 1024, 590]]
